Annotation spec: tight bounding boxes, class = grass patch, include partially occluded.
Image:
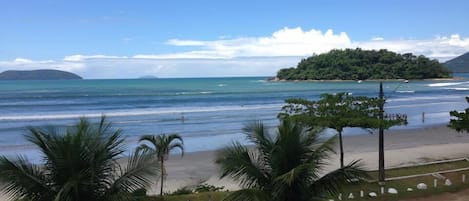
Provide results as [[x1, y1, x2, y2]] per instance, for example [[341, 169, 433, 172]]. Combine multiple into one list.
[[368, 159, 469, 179], [137, 191, 230, 201], [338, 160, 469, 200], [137, 160, 469, 201]]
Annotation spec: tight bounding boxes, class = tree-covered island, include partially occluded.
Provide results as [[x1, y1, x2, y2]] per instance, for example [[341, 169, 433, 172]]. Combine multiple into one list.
[[276, 48, 452, 80]]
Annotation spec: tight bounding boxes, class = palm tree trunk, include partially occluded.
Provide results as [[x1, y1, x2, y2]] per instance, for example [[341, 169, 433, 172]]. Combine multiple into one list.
[[160, 159, 164, 196], [339, 130, 344, 168]]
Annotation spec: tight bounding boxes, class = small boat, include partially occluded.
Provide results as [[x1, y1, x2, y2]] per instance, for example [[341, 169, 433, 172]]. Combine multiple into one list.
[[357, 80, 363, 83], [404, 80, 409, 83]]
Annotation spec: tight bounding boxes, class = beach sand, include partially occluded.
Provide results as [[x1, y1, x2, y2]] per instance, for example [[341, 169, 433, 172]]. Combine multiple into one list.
[[148, 124, 469, 195], [2, 124, 469, 200]]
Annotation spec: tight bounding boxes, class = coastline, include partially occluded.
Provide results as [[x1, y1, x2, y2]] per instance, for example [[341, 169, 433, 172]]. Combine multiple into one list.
[[267, 77, 464, 83], [2, 124, 469, 199], [145, 124, 469, 195]]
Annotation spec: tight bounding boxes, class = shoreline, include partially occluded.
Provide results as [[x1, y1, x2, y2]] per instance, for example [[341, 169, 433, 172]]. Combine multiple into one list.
[[267, 77, 465, 83], [144, 124, 469, 195], [2, 124, 469, 198]]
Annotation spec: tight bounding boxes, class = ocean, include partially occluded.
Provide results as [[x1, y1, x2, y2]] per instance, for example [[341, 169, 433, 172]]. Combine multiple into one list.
[[1, 74, 469, 160]]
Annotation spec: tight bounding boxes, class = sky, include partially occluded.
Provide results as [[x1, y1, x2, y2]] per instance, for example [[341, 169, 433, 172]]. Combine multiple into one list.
[[1, 0, 469, 79]]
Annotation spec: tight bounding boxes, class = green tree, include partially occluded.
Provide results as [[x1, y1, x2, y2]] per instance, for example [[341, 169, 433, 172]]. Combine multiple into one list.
[[449, 97, 469, 132], [215, 118, 367, 201], [137, 134, 184, 196], [281, 93, 379, 168], [0, 117, 158, 201], [280, 92, 406, 168], [275, 48, 451, 80]]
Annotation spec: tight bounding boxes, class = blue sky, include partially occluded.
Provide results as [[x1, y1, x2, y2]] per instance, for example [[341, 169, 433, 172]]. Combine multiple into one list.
[[1, 0, 469, 78]]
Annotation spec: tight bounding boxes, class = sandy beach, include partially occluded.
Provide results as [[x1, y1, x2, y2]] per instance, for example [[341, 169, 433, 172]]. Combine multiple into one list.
[[147, 124, 469, 195], [2, 124, 469, 200]]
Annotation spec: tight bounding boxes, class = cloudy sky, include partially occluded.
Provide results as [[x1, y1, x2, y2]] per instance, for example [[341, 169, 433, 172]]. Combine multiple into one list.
[[1, 0, 469, 79]]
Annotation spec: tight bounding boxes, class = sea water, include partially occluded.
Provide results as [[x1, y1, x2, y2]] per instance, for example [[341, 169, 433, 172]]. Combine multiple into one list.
[[1, 75, 469, 160]]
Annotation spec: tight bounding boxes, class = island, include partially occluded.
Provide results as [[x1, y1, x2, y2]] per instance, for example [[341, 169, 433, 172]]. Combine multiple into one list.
[[0, 69, 82, 80], [138, 75, 158, 79], [444, 52, 469, 73], [275, 48, 452, 81]]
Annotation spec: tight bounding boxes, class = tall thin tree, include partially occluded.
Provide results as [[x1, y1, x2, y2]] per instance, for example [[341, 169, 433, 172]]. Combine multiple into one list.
[[281, 92, 406, 168], [137, 134, 184, 196]]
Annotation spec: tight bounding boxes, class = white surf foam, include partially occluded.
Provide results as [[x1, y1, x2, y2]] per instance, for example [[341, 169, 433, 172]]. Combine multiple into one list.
[[444, 87, 469, 91], [428, 81, 469, 87], [0, 104, 283, 121], [396, 90, 415, 93]]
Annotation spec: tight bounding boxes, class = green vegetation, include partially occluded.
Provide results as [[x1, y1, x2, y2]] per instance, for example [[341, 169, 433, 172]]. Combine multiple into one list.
[[0, 117, 158, 201], [368, 159, 469, 179], [444, 52, 469, 73], [342, 160, 469, 201], [448, 97, 469, 133], [194, 184, 225, 193], [137, 191, 229, 201], [280, 92, 406, 168], [140, 160, 469, 201], [137, 134, 184, 196], [0, 69, 82, 80], [276, 48, 451, 80], [215, 118, 367, 201]]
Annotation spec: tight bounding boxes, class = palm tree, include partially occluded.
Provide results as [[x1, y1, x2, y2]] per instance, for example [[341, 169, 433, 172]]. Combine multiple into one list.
[[215, 118, 368, 201], [137, 134, 184, 196], [0, 117, 158, 201]]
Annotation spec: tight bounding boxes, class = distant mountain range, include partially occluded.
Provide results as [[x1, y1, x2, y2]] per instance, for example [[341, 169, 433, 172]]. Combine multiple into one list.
[[0, 69, 82, 80], [444, 52, 469, 73]]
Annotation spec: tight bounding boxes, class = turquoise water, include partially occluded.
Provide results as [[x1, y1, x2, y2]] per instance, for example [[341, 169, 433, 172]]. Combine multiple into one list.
[[1, 75, 469, 159]]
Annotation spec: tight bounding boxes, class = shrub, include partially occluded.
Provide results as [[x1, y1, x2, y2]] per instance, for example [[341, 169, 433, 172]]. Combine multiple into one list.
[[194, 184, 224, 193]]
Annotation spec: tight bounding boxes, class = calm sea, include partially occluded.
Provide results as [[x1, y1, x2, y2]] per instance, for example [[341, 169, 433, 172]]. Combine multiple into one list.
[[1, 74, 469, 159]]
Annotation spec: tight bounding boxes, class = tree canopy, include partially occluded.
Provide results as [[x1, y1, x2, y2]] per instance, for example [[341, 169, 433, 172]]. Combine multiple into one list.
[[276, 48, 451, 80], [280, 92, 407, 167], [448, 97, 469, 133]]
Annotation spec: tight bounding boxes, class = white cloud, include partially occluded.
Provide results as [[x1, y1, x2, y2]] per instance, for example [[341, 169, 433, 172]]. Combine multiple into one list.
[[63, 54, 128, 61], [166, 39, 207, 46], [0, 58, 86, 73], [355, 34, 469, 61], [0, 56, 301, 79], [371, 37, 384, 41], [164, 27, 352, 58], [1, 27, 469, 78], [154, 27, 469, 61]]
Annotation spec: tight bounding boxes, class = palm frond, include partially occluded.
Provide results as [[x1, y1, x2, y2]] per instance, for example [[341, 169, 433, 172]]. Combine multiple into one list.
[[0, 155, 52, 201], [108, 150, 159, 194], [168, 143, 184, 157], [138, 135, 157, 145], [310, 160, 368, 197], [243, 121, 273, 167], [215, 142, 270, 189]]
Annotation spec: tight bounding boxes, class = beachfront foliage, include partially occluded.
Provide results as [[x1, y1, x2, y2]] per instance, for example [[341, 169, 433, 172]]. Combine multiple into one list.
[[276, 48, 451, 80], [449, 97, 469, 132], [280, 92, 407, 167], [137, 133, 184, 196], [0, 117, 158, 201], [215, 119, 368, 201]]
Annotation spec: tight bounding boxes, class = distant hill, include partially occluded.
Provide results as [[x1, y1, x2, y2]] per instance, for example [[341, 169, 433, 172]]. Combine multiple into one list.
[[444, 52, 469, 73], [138, 75, 158, 79], [0, 69, 82, 80], [276, 48, 451, 80]]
